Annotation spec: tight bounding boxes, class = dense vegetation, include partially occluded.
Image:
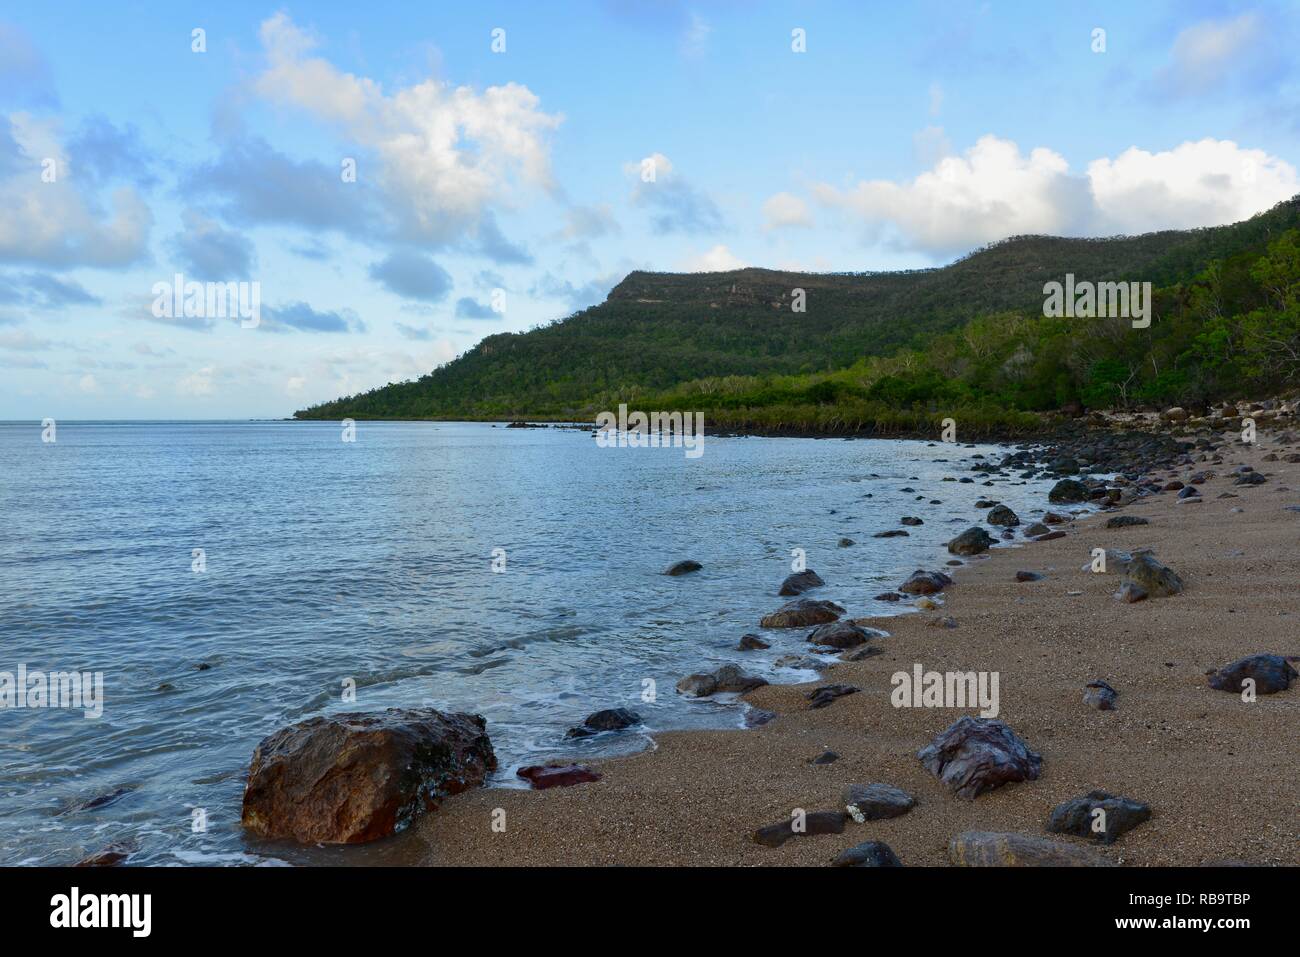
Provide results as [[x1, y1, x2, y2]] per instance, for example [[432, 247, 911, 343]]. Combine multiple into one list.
[[296, 196, 1300, 434]]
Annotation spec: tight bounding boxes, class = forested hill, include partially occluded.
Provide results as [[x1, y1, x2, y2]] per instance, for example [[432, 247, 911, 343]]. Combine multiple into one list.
[[294, 195, 1300, 421]]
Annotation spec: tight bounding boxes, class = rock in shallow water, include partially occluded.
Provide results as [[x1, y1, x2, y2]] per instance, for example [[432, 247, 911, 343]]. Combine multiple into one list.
[[918, 717, 1042, 800], [1047, 790, 1151, 844], [832, 841, 902, 867], [947, 526, 996, 556], [778, 569, 825, 596], [760, 598, 845, 628], [565, 707, 641, 738], [806, 620, 877, 650], [949, 831, 1112, 866], [517, 764, 601, 789], [1207, 654, 1298, 694], [240, 707, 496, 844], [738, 633, 770, 651], [987, 504, 1019, 526]]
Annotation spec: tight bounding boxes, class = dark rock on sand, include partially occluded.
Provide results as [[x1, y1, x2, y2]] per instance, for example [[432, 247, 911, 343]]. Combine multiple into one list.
[[832, 841, 902, 867], [1115, 581, 1148, 603], [807, 684, 860, 709], [948, 526, 995, 556], [1047, 790, 1151, 844], [760, 598, 845, 628], [240, 707, 496, 844], [664, 560, 702, 576], [712, 664, 769, 693], [753, 810, 846, 847], [810, 750, 839, 765], [1042, 511, 1070, 524], [949, 831, 1111, 867], [1022, 522, 1050, 537], [987, 504, 1020, 526], [1083, 679, 1118, 710], [1123, 554, 1184, 597], [779, 569, 825, 596], [738, 633, 770, 651], [1035, 530, 1067, 541], [517, 764, 601, 789], [1234, 471, 1267, 486], [898, 569, 953, 595], [843, 783, 916, 821], [1106, 515, 1150, 528], [918, 717, 1042, 800], [807, 621, 877, 650], [1015, 570, 1043, 582], [839, 645, 884, 662], [1207, 654, 1298, 694], [1048, 479, 1090, 503], [565, 708, 641, 738]]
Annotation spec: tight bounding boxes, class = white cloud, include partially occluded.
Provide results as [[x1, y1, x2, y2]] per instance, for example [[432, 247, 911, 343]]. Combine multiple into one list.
[[251, 13, 561, 246], [1087, 139, 1296, 234], [0, 115, 152, 267], [177, 367, 215, 397], [78, 373, 98, 393], [762, 192, 813, 230], [1157, 14, 1262, 96], [814, 134, 1298, 256], [681, 244, 747, 272]]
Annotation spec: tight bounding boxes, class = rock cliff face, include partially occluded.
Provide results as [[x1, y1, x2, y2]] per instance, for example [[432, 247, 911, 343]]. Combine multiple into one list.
[[241, 708, 496, 844]]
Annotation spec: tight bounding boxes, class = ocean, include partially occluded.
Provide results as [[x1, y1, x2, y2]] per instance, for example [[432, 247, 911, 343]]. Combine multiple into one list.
[[0, 420, 1070, 865]]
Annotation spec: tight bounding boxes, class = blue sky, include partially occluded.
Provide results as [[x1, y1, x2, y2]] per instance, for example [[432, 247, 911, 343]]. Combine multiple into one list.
[[2, 0, 1298, 418]]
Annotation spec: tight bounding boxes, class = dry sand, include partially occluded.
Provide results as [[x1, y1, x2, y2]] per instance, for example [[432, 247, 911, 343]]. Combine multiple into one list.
[[418, 434, 1299, 866]]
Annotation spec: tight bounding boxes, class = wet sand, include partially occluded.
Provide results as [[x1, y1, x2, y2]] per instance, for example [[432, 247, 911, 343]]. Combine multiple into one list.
[[418, 433, 1299, 866]]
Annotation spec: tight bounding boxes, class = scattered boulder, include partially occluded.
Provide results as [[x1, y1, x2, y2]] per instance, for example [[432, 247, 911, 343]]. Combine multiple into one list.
[[1035, 530, 1067, 541], [1235, 472, 1267, 486], [807, 621, 878, 650], [838, 538, 855, 547], [948, 526, 995, 556], [901, 516, 924, 526], [1083, 680, 1118, 710], [1123, 554, 1184, 598], [810, 750, 839, 765], [843, 783, 915, 822], [1047, 790, 1151, 844], [1048, 479, 1090, 503], [754, 810, 846, 848], [517, 764, 601, 789], [873, 529, 910, 538], [874, 591, 902, 602], [807, 684, 860, 709], [840, 645, 884, 662], [1022, 522, 1050, 537], [1207, 654, 1298, 694], [927, 615, 958, 629], [761, 598, 845, 628], [987, 505, 1020, 527], [949, 831, 1112, 867], [774, 654, 828, 670], [738, 633, 770, 651], [712, 664, 769, 694], [779, 569, 825, 596], [1015, 570, 1043, 582], [898, 569, 952, 595], [565, 708, 641, 738], [664, 560, 702, 576], [1115, 581, 1147, 603], [75, 843, 134, 867], [1042, 511, 1070, 524], [917, 717, 1042, 800], [1106, 515, 1150, 528], [240, 708, 496, 844], [831, 841, 902, 867]]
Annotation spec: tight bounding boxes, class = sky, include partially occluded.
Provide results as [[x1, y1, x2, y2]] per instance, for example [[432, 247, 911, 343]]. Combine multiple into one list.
[[2, 0, 1298, 419]]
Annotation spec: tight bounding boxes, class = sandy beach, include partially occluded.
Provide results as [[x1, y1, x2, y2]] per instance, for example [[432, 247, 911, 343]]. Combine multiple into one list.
[[417, 430, 1299, 867]]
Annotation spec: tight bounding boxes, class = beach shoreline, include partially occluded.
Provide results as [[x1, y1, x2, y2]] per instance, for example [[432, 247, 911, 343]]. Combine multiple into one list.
[[415, 429, 1299, 866]]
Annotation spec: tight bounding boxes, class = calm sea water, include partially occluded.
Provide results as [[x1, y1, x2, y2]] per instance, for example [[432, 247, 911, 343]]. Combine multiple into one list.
[[0, 421, 1069, 865]]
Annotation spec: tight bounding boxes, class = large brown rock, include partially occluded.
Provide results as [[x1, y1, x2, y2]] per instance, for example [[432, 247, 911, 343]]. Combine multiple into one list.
[[949, 831, 1112, 867], [898, 569, 953, 595], [241, 708, 496, 844], [918, 717, 1041, 799], [760, 598, 845, 628]]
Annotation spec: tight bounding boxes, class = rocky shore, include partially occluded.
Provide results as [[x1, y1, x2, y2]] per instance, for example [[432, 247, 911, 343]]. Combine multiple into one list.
[[226, 410, 1299, 866], [401, 420, 1297, 866]]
